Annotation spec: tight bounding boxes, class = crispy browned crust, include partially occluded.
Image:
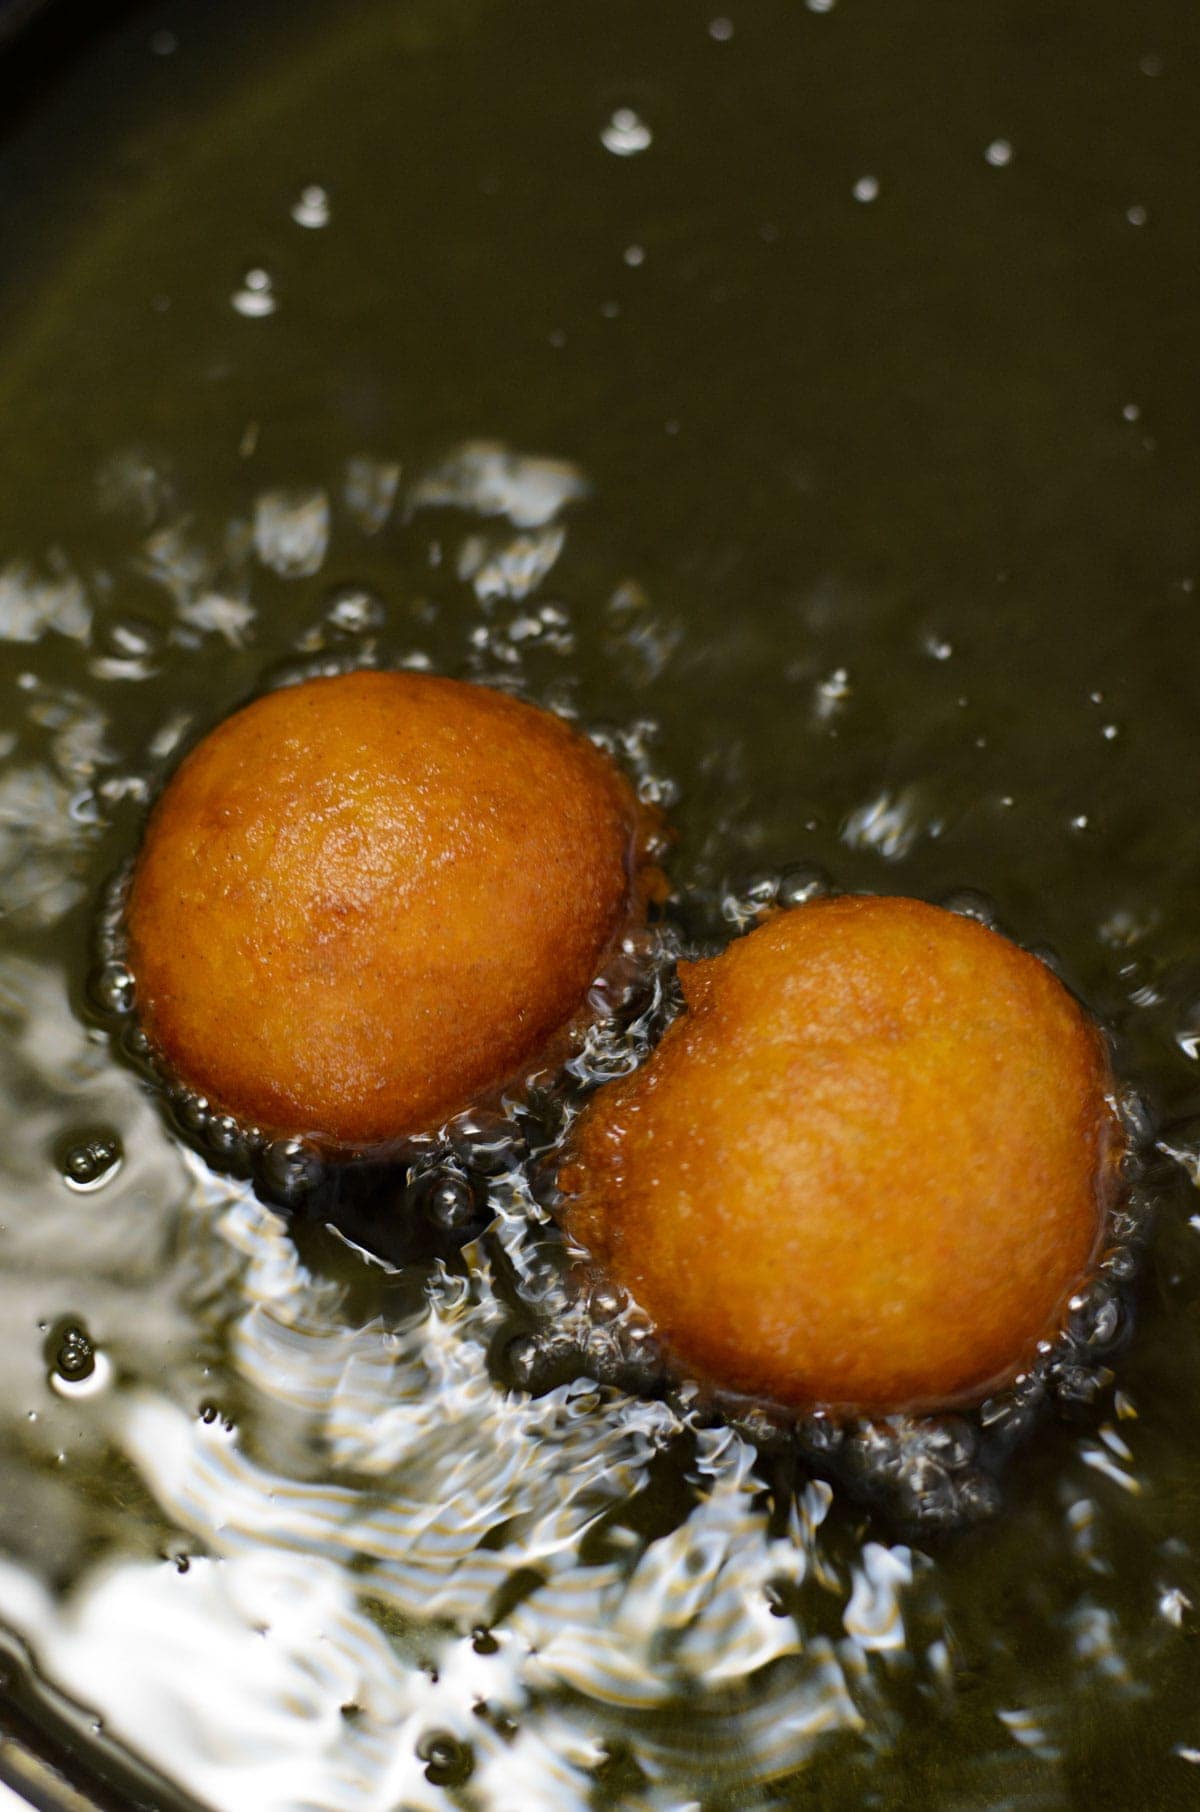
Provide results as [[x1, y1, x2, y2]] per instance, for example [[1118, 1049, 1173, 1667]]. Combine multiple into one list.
[[127, 671, 651, 1148], [560, 896, 1121, 1414]]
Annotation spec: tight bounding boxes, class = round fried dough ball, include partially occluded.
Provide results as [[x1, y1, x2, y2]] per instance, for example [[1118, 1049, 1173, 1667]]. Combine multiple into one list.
[[560, 896, 1121, 1413], [126, 670, 649, 1149]]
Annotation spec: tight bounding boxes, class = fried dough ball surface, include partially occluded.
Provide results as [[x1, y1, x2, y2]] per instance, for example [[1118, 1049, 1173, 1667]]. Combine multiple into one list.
[[561, 896, 1121, 1413], [126, 670, 647, 1149]]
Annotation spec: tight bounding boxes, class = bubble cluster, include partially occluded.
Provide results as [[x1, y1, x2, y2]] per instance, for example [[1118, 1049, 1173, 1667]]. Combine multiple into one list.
[[90, 702, 1155, 1534], [502, 872, 1153, 1529], [51, 1322, 95, 1383], [60, 1131, 123, 1193], [90, 705, 679, 1250]]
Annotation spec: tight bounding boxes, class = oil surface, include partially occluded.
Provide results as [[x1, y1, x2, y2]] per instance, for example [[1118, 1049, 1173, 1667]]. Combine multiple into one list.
[[1, 2, 1200, 1809]]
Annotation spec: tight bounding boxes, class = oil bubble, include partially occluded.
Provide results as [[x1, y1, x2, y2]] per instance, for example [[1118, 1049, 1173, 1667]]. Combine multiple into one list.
[[204, 1114, 254, 1168], [89, 962, 136, 1017], [588, 1280, 625, 1322], [601, 108, 652, 157], [257, 1138, 325, 1208], [44, 1320, 112, 1399], [777, 862, 832, 908], [290, 183, 331, 229], [231, 268, 277, 318], [171, 1089, 211, 1139], [59, 1131, 123, 1193], [985, 139, 1013, 167], [47, 1321, 93, 1381], [121, 1024, 153, 1064], [420, 1171, 484, 1236], [853, 174, 880, 203], [940, 888, 1000, 927], [416, 1731, 473, 1787]]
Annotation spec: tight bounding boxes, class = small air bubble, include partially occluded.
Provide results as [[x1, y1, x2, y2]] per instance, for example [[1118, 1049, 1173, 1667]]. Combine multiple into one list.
[[623, 243, 646, 267], [291, 184, 331, 229], [91, 962, 136, 1017], [778, 863, 832, 909], [1125, 204, 1148, 227], [601, 109, 653, 157], [232, 268, 277, 318], [806, 0, 836, 11], [984, 139, 1013, 167], [853, 174, 880, 203], [149, 29, 177, 56], [416, 1731, 474, 1788], [46, 1321, 112, 1398], [257, 1137, 324, 1207], [941, 889, 998, 927], [51, 1324, 93, 1381], [61, 1133, 123, 1193], [1122, 402, 1141, 422], [422, 1173, 481, 1236], [588, 1281, 626, 1322], [708, 16, 734, 40]]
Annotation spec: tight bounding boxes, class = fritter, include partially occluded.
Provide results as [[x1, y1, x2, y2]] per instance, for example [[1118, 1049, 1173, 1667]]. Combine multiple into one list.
[[560, 895, 1121, 1413], [126, 670, 650, 1149]]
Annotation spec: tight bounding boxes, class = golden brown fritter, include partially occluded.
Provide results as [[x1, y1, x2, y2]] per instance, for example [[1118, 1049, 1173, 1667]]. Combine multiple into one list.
[[560, 896, 1121, 1413], [126, 670, 650, 1149]]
